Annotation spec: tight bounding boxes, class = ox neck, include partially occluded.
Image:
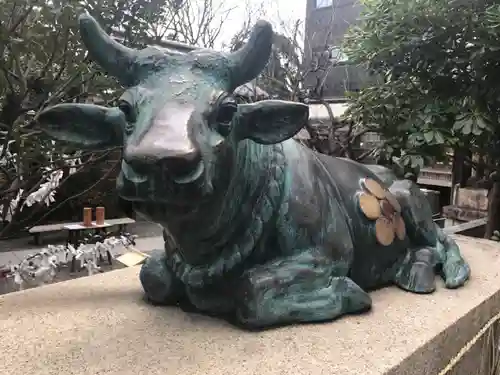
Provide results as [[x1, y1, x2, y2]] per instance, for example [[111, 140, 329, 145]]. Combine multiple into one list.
[[164, 139, 289, 288]]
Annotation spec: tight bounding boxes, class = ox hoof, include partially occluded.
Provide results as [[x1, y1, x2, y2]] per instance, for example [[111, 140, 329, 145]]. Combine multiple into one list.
[[139, 249, 184, 305], [442, 258, 470, 289]]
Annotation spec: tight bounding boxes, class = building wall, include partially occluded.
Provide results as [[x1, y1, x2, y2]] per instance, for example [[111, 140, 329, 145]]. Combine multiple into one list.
[[304, 0, 371, 97]]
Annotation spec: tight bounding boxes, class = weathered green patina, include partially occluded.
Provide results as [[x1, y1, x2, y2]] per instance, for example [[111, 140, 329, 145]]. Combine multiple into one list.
[[37, 13, 470, 330]]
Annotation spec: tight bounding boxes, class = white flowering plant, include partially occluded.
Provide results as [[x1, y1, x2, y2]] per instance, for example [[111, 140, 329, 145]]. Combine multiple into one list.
[[0, 139, 83, 223]]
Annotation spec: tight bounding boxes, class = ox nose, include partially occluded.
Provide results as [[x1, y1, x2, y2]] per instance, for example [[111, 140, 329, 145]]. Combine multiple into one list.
[[124, 150, 202, 179]]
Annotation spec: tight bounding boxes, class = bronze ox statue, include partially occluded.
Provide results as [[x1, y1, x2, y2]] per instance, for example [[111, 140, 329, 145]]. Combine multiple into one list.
[[36, 13, 470, 330]]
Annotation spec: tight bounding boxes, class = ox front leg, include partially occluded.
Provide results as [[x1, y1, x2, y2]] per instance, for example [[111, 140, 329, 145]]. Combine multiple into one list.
[[435, 226, 470, 289], [233, 248, 372, 330], [139, 249, 186, 305]]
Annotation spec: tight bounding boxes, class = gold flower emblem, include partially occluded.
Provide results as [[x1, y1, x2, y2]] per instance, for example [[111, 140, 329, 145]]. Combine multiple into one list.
[[356, 178, 406, 246]]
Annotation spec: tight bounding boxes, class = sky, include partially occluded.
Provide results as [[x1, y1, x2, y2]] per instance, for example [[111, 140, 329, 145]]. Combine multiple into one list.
[[214, 0, 306, 47]]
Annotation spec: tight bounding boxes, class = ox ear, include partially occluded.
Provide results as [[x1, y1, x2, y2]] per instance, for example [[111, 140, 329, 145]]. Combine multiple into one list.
[[37, 104, 125, 149], [234, 100, 309, 144]]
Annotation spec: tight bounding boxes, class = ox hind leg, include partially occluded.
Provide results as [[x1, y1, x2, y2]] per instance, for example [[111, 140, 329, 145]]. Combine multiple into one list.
[[389, 180, 470, 293], [232, 248, 372, 330]]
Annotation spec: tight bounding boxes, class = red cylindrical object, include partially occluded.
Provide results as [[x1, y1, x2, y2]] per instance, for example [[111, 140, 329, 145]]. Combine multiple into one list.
[[83, 207, 92, 227], [96, 206, 105, 225]]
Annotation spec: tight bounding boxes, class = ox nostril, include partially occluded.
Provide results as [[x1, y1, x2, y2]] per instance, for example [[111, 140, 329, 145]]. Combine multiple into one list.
[[161, 152, 201, 178], [121, 160, 149, 183], [123, 154, 156, 175]]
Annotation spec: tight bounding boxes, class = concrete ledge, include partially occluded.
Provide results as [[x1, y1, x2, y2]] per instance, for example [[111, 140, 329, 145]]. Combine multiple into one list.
[[1, 235, 500, 375]]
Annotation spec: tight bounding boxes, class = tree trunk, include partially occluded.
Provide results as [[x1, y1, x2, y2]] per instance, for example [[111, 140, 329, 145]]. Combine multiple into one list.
[[485, 181, 500, 239], [476, 153, 485, 180], [450, 148, 472, 206], [451, 148, 472, 188]]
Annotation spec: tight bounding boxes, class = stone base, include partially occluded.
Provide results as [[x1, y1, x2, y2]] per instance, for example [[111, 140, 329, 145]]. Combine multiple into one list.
[[1, 235, 500, 375]]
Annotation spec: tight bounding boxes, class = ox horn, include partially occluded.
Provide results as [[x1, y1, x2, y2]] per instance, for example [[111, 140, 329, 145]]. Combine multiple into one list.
[[78, 12, 139, 87], [227, 20, 274, 90]]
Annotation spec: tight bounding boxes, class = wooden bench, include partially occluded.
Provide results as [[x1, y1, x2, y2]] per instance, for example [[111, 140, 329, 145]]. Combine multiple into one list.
[[29, 217, 136, 246]]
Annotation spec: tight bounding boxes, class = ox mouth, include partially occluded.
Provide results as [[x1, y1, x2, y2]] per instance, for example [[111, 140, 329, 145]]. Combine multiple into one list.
[[173, 160, 205, 185]]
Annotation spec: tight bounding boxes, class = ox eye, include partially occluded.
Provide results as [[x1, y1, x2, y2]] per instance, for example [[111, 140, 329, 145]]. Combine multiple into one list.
[[118, 100, 136, 123], [215, 100, 237, 136]]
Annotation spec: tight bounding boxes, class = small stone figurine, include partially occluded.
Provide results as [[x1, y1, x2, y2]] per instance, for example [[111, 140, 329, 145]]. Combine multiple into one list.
[[37, 13, 470, 330]]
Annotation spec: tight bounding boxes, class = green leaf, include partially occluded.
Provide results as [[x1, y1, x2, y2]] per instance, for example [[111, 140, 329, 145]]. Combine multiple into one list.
[[408, 132, 425, 147], [471, 123, 482, 136], [476, 116, 488, 129], [434, 131, 445, 144], [423, 131, 434, 143], [461, 120, 472, 135], [453, 117, 468, 131]]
